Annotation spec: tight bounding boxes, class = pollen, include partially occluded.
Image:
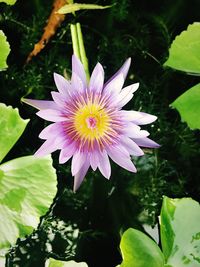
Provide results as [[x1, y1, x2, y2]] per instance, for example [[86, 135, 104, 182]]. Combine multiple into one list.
[[73, 103, 110, 141]]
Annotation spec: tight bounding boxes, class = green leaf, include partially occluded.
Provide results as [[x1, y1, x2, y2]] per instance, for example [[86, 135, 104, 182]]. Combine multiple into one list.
[[0, 0, 16, 5], [46, 258, 88, 267], [58, 3, 111, 14], [120, 228, 165, 267], [164, 22, 200, 74], [160, 197, 200, 267], [0, 155, 57, 255], [0, 31, 11, 71], [0, 103, 29, 163], [171, 83, 200, 130]]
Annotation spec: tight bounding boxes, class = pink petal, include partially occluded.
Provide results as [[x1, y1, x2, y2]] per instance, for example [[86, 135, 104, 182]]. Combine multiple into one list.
[[121, 136, 144, 156], [71, 72, 84, 93], [53, 73, 71, 96], [89, 63, 104, 93], [90, 151, 99, 171], [73, 159, 90, 192], [51, 92, 67, 107], [105, 58, 131, 86], [36, 109, 68, 122], [132, 112, 157, 125], [107, 145, 137, 173], [97, 150, 111, 179], [39, 123, 63, 139], [35, 136, 65, 157], [59, 142, 77, 164], [124, 123, 150, 138], [103, 73, 124, 95], [72, 54, 87, 87], [71, 150, 85, 176], [22, 98, 57, 110], [115, 83, 139, 108], [119, 110, 143, 121], [133, 137, 160, 148]]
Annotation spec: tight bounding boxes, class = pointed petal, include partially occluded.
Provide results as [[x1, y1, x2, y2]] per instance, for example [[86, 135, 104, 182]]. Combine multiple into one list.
[[89, 62, 104, 93], [105, 58, 131, 86], [90, 151, 99, 171], [34, 135, 65, 157], [51, 92, 67, 107], [73, 159, 90, 192], [36, 109, 67, 122], [103, 73, 124, 95], [132, 112, 157, 125], [133, 137, 160, 148], [39, 123, 63, 139], [54, 72, 71, 95], [121, 136, 144, 156], [71, 150, 85, 176], [115, 83, 139, 108], [119, 110, 143, 121], [71, 72, 84, 93], [59, 142, 77, 164], [98, 150, 111, 179], [22, 98, 57, 110], [107, 145, 137, 173], [124, 123, 150, 138], [72, 54, 87, 87]]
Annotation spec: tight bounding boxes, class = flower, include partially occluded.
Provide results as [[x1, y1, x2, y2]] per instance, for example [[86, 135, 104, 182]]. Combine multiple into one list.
[[23, 55, 159, 191]]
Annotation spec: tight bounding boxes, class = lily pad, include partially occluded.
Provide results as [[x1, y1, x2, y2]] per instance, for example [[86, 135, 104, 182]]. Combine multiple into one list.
[[0, 103, 29, 163], [0, 0, 16, 4], [171, 83, 200, 130], [0, 31, 11, 71], [164, 22, 200, 74], [0, 155, 57, 255], [120, 228, 165, 267], [46, 258, 88, 267], [160, 197, 200, 267], [0, 104, 57, 255]]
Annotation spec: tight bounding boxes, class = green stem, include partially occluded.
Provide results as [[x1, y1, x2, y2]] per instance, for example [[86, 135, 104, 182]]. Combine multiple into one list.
[[70, 24, 81, 60], [76, 23, 90, 81], [70, 23, 90, 81]]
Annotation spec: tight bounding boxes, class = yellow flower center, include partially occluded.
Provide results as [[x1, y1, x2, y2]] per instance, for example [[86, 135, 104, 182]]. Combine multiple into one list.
[[74, 103, 110, 142]]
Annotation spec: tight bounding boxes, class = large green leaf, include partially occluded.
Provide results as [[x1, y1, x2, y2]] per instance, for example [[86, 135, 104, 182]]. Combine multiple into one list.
[[0, 0, 16, 4], [46, 258, 88, 267], [58, 3, 111, 14], [0, 31, 11, 71], [160, 197, 200, 267], [0, 155, 57, 255], [120, 228, 165, 267], [171, 83, 200, 130], [164, 22, 200, 74], [0, 103, 29, 163]]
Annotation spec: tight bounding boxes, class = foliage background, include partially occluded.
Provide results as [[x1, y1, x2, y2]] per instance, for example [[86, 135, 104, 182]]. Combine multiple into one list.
[[0, 0, 200, 266]]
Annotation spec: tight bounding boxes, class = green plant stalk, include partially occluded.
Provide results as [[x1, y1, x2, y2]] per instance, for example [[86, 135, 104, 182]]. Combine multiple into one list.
[[70, 24, 81, 60], [76, 22, 90, 81], [70, 23, 90, 81]]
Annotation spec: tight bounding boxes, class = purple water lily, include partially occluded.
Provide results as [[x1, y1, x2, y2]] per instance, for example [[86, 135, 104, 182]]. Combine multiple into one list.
[[23, 55, 159, 191]]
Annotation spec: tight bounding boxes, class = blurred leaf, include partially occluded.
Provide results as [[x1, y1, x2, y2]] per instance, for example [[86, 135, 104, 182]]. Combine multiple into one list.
[[0, 103, 29, 163], [164, 22, 200, 74], [57, 3, 111, 14], [46, 258, 88, 267], [0, 31, 11, 71], [120, 228, 164, 267], [0, 0, 16, 5], [160, 196, 200, 266], [171, 83, 200, 129], [0, 155, 57, 256], [0, 257, 5, 266]]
